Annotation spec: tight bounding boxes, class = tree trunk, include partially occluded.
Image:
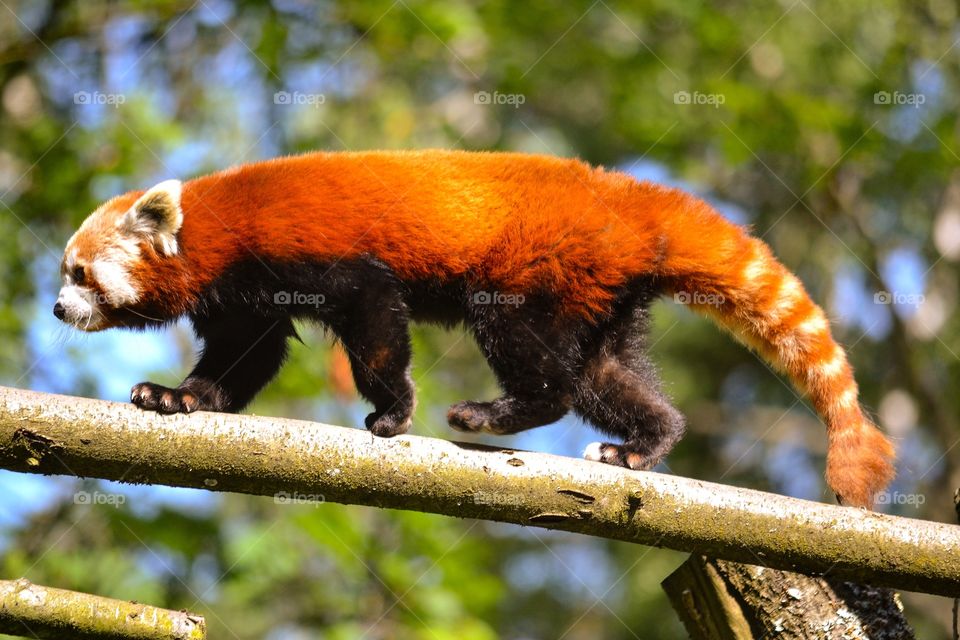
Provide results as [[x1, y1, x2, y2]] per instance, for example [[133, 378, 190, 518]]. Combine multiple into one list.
[[663, 556, 914, 639]]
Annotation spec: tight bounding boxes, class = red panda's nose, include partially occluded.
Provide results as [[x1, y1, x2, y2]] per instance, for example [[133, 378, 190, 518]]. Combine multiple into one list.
[[53, 302, 65, 320]]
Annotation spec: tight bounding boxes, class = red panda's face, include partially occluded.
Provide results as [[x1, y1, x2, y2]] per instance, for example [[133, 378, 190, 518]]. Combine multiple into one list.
[[54, 180, 183, 331]]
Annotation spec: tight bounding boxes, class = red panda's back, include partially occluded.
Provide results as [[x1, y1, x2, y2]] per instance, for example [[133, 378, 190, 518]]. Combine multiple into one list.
[[179, 150, 671, 314]]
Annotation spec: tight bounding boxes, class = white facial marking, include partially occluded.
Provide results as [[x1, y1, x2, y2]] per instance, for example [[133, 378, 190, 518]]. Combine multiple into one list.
[[58, 234, 142, 331], [56, 284, 105, 331], [91, 259, 139, 305], [65, 249, 78, 271]]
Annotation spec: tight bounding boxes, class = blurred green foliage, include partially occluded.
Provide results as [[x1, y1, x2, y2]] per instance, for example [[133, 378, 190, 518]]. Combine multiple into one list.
[[1, 0, 958, 637]]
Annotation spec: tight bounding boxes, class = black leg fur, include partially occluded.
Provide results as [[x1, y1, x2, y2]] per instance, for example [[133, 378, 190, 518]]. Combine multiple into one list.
[[448, 291, 578, 434], [128, 254, 682, 469], [131, 312, 295, 414], [131, 257, 418, 433], [452, 279, 684, 469], [329, 280, 415, 438], [575, 354, 685, 469], [573, 286, 685, 470]]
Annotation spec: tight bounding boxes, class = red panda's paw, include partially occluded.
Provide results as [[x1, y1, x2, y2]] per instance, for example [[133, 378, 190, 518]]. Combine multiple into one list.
[[583, 442, 656, 471], [364, 410, 412, 438], [447, 401, 492, 433], [131, 382, 201, 415]]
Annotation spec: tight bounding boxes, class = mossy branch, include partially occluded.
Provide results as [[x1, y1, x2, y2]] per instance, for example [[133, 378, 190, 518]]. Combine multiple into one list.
[[1, 386, 959, 597], [0, 578, 206, 640]]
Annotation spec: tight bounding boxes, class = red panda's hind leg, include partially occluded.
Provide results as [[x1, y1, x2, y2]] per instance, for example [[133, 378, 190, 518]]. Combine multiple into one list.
[[574, 286, 686, 471], [575, 354, 685, 470], [449, 290, 577, 435], [447, 397, 568, 435]]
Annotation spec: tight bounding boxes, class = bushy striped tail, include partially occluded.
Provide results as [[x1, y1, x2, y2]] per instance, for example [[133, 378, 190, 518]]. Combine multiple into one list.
[[657, 200, 895, 508]]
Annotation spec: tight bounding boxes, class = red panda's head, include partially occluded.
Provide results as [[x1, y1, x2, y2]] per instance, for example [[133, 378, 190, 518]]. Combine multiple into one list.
[[55, 180, 183, 331]]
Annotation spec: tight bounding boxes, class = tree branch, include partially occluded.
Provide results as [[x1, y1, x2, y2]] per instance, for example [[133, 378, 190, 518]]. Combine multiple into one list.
[[1, 386, 959, 597], [0, 578, 206, 640]]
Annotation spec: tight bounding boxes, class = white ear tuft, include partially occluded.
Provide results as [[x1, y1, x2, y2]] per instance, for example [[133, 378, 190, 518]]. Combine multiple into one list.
[[120, 179, 184, 256]]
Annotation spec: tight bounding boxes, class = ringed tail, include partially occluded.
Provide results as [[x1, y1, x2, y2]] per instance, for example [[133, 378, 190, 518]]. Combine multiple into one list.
[[654, 195, 895, 508]]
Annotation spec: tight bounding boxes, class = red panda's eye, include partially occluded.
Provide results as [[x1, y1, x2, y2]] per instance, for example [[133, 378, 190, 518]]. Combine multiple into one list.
[[73, 265, 85, 285]]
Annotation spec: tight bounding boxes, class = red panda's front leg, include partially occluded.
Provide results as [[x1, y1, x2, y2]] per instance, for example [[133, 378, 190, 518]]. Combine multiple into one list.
[[328, 283, 416, 438], [131, 313, 296, 414]]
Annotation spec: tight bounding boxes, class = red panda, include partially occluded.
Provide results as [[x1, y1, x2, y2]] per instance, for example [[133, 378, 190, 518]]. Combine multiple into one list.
[[54, 149, 895, 508]]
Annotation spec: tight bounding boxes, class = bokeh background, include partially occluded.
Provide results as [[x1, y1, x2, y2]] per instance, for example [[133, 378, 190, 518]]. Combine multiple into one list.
[[1, 1, 958, 638]]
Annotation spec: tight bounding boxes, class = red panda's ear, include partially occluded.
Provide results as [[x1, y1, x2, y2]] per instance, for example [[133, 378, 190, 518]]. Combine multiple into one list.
[[121, 179, 183, 256]]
